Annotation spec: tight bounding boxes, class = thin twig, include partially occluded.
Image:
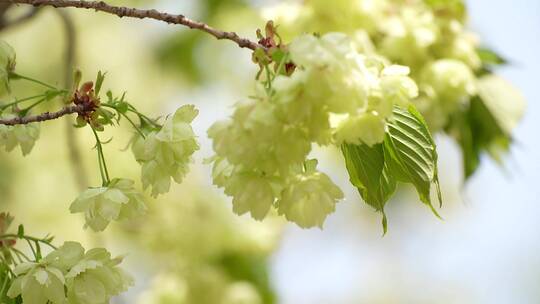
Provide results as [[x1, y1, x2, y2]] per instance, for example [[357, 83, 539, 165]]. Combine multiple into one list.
[[6, 0, 265, 51], [0, 103, 91, 125]]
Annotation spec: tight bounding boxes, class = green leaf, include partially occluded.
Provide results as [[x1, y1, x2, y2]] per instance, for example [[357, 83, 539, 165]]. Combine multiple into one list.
[[95, 71, 106, 96], [341, 106, 442, 233], [17, 224, 24, 238], [96, 109, 115, 126], [384, 106, 442, 216], [449, 96, 511, 179], [341, 143, 396, 234], [477, 47, 506, 66]]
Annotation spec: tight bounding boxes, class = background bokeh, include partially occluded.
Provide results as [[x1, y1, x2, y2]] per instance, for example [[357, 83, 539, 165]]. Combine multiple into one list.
[[1, 0, 538, 303]]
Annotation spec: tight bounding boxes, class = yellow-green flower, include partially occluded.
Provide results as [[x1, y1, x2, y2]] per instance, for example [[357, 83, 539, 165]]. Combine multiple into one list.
[[64, 245, 133, 304], [70, 178, 146, 232], [0, 122, 40, 156], [7, 262, 66, 304], [8, 241, 133, 304], [132, 105, 199, 197], [277, 161, 343, 228]]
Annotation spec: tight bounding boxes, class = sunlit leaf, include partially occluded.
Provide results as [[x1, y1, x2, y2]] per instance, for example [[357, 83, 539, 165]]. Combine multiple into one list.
[[384, 106, 442, 215]]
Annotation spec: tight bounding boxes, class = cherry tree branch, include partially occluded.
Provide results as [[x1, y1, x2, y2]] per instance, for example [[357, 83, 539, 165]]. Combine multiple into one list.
[[0, 103, 91, 125], [6, 0, 265, 51]]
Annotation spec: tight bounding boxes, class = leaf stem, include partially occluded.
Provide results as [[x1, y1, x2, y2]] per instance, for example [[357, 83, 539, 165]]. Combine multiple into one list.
[[101, 103, 148, 137], [9, 72, 58, 90], [0, 273, 9, 296], [25, 239, 37, 260], [120, 112, 146, 138], [20, 96, 47, 114], [90, 126, 111, 186], [0, 93, 47, 110], [0, 234, 57, 250], [10, 247, 31, 262], [127, 104, 161, 128]]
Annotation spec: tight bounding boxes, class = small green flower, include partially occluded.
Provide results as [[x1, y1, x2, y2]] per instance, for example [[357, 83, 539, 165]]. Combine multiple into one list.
[[334, 112, 386, 146], [277, 162, 343, 228], [70, 178, 146, 232], [0, 122, 41, 156], [421, 59, 476, 113], [132, 105, 199, 197], [7, 241, 133, 304], [224, 172, 276, 220], [64, 246, 133, 304], [7, 262, 66, 304]]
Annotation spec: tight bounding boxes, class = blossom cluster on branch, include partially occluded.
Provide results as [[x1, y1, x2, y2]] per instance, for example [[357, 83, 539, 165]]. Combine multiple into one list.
[[0, 0, 526, 303]]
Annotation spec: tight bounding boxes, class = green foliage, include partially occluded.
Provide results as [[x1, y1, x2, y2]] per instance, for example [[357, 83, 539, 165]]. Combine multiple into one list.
[[449, 96, 510, 179], [342, 142, 395, 233], [447, 75, 524, 179], [0, 1, 529, 302], [385, 106, 442, 212], [343, 106, 441, 233], [476, 47, 507, 76], [477, 47, 506, 67]]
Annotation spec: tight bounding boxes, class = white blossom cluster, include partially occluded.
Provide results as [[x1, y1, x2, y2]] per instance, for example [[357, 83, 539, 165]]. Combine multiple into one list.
[[209, 33, 418, 228]]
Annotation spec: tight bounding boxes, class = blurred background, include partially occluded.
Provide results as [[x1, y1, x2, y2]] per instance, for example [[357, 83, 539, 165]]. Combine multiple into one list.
[[0, 0, 539, 303]]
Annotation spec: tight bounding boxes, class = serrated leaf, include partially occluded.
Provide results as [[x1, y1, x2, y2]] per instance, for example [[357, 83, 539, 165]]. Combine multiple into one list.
[[342, 143, 396, 233], [341, 106, 442, 232], [384, 106, 442, 215]]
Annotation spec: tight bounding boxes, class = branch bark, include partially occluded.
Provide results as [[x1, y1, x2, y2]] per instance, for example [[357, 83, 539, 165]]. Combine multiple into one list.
[[0, 103, 90, 125], [6, 0, 264, 51]]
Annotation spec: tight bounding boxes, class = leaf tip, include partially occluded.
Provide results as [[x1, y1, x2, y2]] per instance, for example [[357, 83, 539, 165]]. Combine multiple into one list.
[[381, 212, 388, 237]]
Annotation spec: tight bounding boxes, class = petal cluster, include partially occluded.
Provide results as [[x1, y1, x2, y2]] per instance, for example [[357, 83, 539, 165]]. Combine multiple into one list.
[[209, 33, 417, 228], [277, 165, 344, 228], [0, 122, 40, 156], [263, 0, 488, 132], [7, 262, 66, 304], [70, 178, 146, 232], [8, 241, 132, 304], [132, 105, 199, 197]]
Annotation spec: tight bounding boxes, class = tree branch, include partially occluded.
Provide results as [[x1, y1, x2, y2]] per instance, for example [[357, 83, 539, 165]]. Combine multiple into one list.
[[0, 103, 90, 125], [6, 0, 264, 51]]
